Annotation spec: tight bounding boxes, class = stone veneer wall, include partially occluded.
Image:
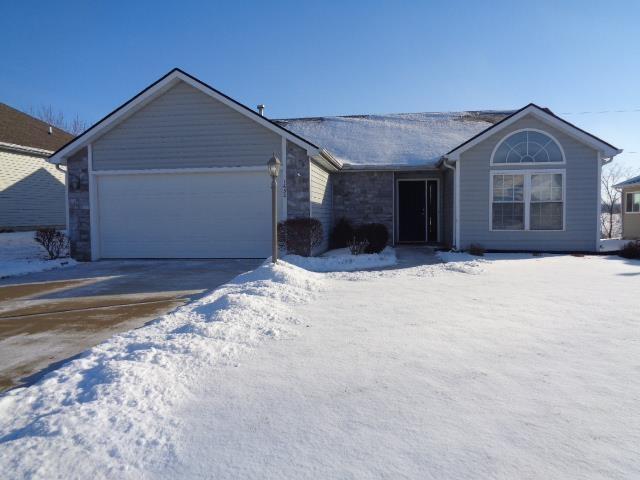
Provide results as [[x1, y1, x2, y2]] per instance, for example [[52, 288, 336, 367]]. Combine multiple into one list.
[[284, 140, 312, 255], [286, 140, 310, 219], [332, 171, 394, 243], [67, 147, 91, 260]]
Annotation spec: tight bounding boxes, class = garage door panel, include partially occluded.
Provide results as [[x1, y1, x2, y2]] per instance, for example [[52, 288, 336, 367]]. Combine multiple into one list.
[[97, 171, 271, 258]]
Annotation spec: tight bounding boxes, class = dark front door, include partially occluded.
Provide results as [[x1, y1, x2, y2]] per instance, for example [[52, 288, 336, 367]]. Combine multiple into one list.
[[398, 181, 426, 242], [427, 180, 438, 242]]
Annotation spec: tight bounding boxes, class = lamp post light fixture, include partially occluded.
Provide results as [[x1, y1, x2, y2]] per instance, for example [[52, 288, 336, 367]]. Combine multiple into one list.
[[267, 153, 281, 263]]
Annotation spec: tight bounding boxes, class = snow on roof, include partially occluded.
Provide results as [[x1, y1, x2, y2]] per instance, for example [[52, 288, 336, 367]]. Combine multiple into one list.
[[276, 111, 510, 168], [614, 174, 640, 188]]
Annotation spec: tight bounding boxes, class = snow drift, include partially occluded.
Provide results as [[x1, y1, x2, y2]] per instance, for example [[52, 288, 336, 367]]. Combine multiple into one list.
[[0, 260, 323, 479]]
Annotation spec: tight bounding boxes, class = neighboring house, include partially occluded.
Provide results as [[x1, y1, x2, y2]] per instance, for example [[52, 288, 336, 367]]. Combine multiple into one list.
[[0, 103, 74, 230], [48, 69, 622, 260], [614, 175, 640, 239]]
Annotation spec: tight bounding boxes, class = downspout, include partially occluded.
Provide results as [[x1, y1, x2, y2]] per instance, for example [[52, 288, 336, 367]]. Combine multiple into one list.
[[442, 158, 457, 250]]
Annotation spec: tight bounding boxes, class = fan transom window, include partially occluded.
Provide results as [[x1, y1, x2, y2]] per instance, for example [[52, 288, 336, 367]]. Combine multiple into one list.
[[492, 130, 564, 164]]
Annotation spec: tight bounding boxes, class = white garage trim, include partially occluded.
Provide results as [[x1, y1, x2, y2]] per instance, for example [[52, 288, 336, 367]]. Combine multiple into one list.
[[88, 143, 100, 260], [91, 166, 267, 176]]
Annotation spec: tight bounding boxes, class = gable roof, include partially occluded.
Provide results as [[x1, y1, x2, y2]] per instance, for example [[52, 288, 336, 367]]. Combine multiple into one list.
[[0, 103, 74, 153], [276, 111, 510, 169], [614, 174, 640, 189], [445, 103, 622, 160], [48, 70, 621, 170], [49, 68, 340, 168]]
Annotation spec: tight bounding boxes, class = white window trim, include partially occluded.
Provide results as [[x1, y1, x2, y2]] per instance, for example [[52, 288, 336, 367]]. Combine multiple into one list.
[[489, 169, 566, 232], [626, 192, 640, 214], [490, 128, 566, 167]]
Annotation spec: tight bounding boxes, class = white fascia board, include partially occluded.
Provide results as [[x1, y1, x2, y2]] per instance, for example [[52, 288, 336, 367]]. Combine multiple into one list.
[[445, 105, 622, 161], [309, 148, 342, 171], [49, 69, 321, 164]]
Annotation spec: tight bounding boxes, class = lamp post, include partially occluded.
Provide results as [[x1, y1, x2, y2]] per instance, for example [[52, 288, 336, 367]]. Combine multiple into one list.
[[267, 153, 281, 263]]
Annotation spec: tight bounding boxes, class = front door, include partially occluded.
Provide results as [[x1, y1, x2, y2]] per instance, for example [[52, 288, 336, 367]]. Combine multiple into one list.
[[398, 180, 426, 242]]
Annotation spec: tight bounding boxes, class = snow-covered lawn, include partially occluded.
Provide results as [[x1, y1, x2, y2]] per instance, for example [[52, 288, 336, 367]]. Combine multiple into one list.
[[0, 231, 76, 278], [0, 251, 638, 479]]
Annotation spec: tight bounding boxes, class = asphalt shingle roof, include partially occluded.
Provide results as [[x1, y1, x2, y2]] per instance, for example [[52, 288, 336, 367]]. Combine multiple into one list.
[[0, 103, 74, 152], [275, 111, 510, 168], [614, 174, 640, 188]]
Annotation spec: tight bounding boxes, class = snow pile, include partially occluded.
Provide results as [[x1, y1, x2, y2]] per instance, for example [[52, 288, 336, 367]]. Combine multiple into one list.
[[0, 231, 76, 278], [0, 260, 322, 479], [284, 247, 397, 272], [277, 112, 506, 167], [600, 238, 627, 252], [436, 250, 487, 274]]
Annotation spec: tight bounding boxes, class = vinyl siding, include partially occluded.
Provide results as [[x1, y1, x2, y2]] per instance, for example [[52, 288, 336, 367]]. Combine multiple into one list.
[[92, 81, 282, 170], [622, 186, 640, 239], [458, 114, 599, 251], [0, 148, 66, 229], [310, 161, 332, 253], [442, 168, 454, 247]]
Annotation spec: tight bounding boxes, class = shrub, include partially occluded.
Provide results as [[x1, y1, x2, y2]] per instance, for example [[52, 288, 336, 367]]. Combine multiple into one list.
[[355, 223, 389, 254], [347, 236, 369, 255], [468, 243, 486, 256], [329, 217, 354, 249], [34, 228, 69, 259], [278, 218, 323, 256], [619, 240, 640, 259]]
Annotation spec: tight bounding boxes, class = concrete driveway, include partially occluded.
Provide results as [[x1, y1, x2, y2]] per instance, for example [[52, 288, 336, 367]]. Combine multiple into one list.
[[0, 259, 261, 392]]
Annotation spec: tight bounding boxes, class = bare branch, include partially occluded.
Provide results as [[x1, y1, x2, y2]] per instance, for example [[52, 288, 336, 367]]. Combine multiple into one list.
[[28, 104, 88, 135], [601, 164, 638, 238]]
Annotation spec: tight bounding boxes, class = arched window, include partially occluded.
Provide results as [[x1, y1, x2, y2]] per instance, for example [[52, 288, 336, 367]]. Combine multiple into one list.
[[492, 130, 564, 164]]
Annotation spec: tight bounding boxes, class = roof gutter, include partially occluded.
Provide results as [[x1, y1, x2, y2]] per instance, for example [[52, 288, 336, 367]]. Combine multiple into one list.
[[309, 148, 343, 171], [0, 142, 53, 157], [602, 150, 622, 166]]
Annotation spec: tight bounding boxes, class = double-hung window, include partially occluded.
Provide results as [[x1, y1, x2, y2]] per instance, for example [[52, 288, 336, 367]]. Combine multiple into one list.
[[491, 174, 525, 230], [530, 173, 564, 230], [491, 171, 565, 231], [627, 192, 640, 213]]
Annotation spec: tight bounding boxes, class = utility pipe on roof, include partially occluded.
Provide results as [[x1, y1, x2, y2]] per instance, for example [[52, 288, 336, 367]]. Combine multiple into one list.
[[442, 158, 457, 250]]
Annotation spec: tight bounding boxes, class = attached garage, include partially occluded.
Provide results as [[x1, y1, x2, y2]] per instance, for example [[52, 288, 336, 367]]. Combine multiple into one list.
[[49, 68, 341, 261], [95, 169, 271, 258]]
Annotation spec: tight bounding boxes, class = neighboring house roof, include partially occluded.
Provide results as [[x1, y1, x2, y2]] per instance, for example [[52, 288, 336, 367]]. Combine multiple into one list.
[[614, 174, 640, 188], [275, 112, 510, 169], [445, 103, 622, 161], [0, 103, 74, 153], [49, 68, 341, 170]]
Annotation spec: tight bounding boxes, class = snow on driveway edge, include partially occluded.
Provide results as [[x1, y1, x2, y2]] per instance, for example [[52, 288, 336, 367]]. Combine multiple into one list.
[[0, 260, 323, 479]]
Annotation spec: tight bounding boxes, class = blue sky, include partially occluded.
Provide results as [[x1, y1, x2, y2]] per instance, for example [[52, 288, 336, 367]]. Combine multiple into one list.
[[2, 0, 638, 169]]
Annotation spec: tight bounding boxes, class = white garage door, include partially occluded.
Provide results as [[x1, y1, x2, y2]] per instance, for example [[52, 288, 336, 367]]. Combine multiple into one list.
[[96, 170, 271, 258]]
